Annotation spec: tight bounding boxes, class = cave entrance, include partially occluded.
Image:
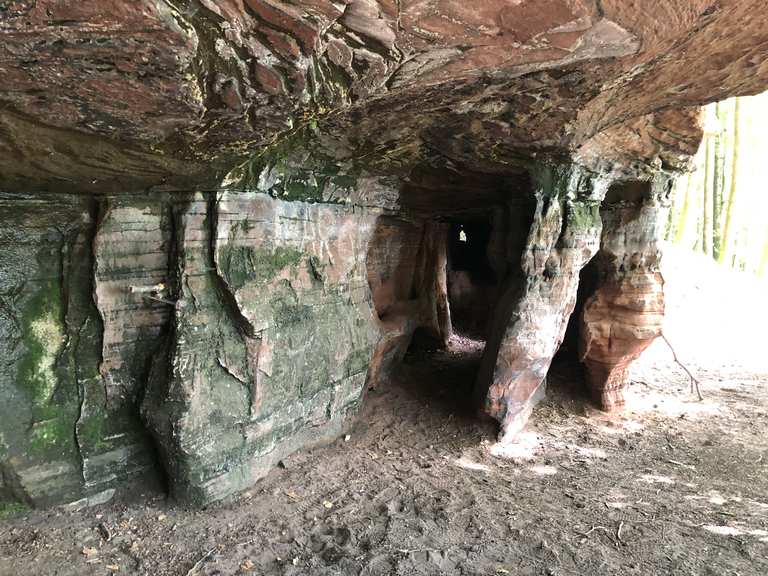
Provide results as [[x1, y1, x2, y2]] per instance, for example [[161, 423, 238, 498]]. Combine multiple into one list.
[[365, 166, 533, 423]]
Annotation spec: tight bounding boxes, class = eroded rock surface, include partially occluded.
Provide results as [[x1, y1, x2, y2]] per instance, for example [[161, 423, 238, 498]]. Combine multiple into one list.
[[140, 193, 381, 503], [0, 194, 161, 507], [579, 178, 670, 410], [475, 166, 605, 440], [1, 1, 768, 509], [1, 1, 767, 191]]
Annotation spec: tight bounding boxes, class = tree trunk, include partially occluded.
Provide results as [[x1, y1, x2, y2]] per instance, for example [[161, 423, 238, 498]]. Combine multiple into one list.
[[702, 132, 713, 257], [674, 173, 692, 245], [719, 98, 740, 265]]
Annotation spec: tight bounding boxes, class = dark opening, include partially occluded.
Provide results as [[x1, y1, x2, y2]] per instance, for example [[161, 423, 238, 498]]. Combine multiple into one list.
[[445, 216, 499, 340]]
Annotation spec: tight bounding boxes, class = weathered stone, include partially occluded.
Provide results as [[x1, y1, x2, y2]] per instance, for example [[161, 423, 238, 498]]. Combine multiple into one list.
[[365, 216, 452, 390], [0, 194, 160, 508], [579, 177, 670, 410], [475, 166, 607, 441], [1, 1, 767, 192], [142, 192, 382, 504], [1, 0, 768, 510]]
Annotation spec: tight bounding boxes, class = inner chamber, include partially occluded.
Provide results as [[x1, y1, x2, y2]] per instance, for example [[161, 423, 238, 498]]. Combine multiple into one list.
[[364, 166, 535, 414]]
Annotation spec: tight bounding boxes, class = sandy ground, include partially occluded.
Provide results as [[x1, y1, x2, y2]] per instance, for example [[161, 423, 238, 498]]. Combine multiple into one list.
[[1, 245, 767, 576]]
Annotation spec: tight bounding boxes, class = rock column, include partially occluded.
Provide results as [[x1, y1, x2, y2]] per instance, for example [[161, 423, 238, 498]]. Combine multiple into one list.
[[579, 177, 671, 410], [476, 165, 606, 442]]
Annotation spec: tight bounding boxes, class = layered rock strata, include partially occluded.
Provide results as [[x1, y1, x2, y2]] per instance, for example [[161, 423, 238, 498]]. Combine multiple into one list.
[[0, 194, 162, 507], [1, 0, 768, 510], [579, 178, 670, 410]]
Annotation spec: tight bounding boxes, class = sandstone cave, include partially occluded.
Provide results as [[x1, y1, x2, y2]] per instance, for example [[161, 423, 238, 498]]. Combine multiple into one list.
[[1, 2, 768, 575]]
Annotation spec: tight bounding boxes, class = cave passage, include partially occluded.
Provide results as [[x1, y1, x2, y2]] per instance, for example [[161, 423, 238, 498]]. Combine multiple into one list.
[[446, 218, 498, 339], [364, 167, 537, 420]]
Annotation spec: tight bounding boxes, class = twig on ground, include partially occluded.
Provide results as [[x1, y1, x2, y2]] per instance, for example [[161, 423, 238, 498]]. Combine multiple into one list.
[[616, 521, 625, 543], [581, 525, 611, 537], [661, 333, 703, 401], [665, 459, 696, 470], [185, 547, 217, 576]]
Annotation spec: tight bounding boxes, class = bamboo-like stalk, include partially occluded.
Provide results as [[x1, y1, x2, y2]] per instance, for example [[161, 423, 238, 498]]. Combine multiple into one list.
[[702, 129, 713, 257], [719, 98, 740, 264]]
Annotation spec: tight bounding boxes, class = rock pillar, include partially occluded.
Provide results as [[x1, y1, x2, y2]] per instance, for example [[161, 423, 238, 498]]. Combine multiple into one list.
[[476, 165, 606, 442], [579, 177, 671, 410]]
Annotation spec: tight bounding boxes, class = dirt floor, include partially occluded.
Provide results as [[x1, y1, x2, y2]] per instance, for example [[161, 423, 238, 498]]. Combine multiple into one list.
[[2, 247, 767, 576]]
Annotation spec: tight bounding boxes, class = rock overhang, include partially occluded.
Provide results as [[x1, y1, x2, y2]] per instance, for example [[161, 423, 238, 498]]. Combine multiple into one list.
[[1, 0, 767, 195]]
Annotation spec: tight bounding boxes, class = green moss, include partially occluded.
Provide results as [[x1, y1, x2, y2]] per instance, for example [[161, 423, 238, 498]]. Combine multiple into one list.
[[219, 245, 305, 291], [0, 501, 29, 519], [271, 297, 312, 328], [15, 276, 77, 457], [77, 410, 111, 454], [28, 415, 71, 454], [16, 278, 65, 408], [343, 347, 371, 377], [568, 202, 601, 230]]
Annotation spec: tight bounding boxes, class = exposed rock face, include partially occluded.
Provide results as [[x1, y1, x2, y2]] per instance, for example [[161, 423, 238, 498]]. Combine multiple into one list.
[[140, 193, 382, 503], [2, 0, 767, 191], [475, 166, 605, 440], [366, 217, 452, 390], [1, 1, 768, 508], [0, 194, 161, 507], [579, 178, 670, 410]]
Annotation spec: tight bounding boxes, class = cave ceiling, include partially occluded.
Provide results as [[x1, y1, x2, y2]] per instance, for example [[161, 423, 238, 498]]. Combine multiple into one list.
[[1, 0, 767, 194]]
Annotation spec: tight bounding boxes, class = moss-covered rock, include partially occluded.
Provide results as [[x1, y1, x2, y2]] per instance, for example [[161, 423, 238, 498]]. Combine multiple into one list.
[[0, 193, 165, 509], [142, 192, 381, 504]]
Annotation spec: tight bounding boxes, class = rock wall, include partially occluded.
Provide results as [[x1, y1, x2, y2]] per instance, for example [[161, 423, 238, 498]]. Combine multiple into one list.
[[143, 193, 382, 504], [0, 194, 161, 508], [2, 0, 768, 511], [0, 187, 418, 507], [366, 216, 451, 390]]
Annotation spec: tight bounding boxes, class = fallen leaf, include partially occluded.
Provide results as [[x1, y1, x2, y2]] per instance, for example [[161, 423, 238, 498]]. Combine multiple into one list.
[[241, 558, 256, 572], [81, 547, 98, 558], [106, 565, 119, 572], [322, 500, 333, 509]]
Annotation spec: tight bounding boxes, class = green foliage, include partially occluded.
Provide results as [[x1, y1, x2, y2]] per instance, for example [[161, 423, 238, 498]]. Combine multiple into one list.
[[0, 501, 29, 519]]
